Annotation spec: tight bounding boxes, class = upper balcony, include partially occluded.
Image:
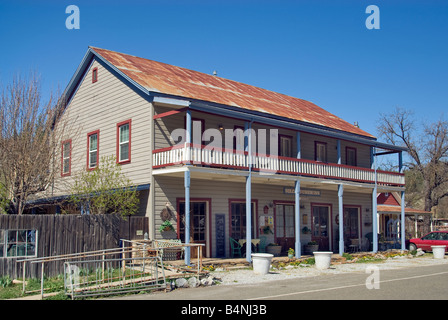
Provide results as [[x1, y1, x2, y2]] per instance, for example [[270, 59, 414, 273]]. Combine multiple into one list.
[[152, 143, 405, 187]]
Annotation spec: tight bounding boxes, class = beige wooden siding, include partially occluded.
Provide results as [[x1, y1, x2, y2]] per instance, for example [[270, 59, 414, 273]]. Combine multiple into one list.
[[53, 59, 152, 196], [154, 175, 373, 257]]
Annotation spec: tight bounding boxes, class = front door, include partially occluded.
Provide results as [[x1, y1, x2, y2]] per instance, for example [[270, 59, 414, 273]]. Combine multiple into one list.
[[178, 201, 207, 258], [344, 206, 360, 240], [275, 203, 295, 254], [311, 204, 330, 251]]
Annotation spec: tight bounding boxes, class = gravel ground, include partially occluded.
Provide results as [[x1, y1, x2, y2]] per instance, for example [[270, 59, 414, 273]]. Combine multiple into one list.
[[209, 255, 448, 286]]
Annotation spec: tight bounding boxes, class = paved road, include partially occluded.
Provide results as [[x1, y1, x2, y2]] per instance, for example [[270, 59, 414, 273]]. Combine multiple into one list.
[[109, 263, 448, 301]]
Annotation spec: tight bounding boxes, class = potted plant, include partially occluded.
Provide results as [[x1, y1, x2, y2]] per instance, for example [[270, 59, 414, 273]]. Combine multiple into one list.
[[288, 248, 295, 259], [301, 226, 311, 234], [266, 243, 282, 256], [159, 220, 174, 232], [262, 225, 273, 235], [304, 241, 319, 254]]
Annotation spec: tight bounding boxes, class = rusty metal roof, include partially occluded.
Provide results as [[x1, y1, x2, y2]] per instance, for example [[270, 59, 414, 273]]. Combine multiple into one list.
[[91, 47, 374, 138], [377, 205, 431, 215]]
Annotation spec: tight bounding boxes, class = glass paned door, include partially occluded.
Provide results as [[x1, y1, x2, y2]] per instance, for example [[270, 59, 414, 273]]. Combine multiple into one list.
[[344, 207, 360, 240], [311, 205, 330, 251], [178, 201, 207, 257], [275, 204, 295, 253]]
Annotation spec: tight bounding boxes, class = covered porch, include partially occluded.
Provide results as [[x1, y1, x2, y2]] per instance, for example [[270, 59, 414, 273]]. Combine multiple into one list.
[[152, 164, 405, 265]]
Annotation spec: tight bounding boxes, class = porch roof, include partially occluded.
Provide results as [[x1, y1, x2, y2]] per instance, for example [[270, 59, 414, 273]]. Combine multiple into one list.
[[377, 205, 432, 215]]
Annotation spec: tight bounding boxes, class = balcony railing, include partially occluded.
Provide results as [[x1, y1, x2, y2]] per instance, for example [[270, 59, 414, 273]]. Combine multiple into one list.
[[152, 143, 404, 186]]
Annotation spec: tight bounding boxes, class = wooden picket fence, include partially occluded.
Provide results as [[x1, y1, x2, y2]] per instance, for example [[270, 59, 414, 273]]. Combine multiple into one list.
[[0, 214, 149, 278]]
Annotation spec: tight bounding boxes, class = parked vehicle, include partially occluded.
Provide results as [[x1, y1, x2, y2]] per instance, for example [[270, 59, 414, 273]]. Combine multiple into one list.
[[408, 231, 448, 252]]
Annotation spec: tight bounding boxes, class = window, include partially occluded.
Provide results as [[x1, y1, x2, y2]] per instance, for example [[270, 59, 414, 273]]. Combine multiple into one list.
[[92, 67, 98, 83], [87, 131, 99, 170], [61, 139, 72, 176], [178, 201, 207, 242], [230, 201, 256, 240], [1, 229, 38, 258], [315, 141, 327, 162], [117, 120, 131, 164], [275, 204, 295, 238], [346, 147, 357, 166], [279, 135, 293, 157]]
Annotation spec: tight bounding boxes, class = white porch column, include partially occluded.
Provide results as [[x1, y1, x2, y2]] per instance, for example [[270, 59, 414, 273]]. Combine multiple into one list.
[[372, 146, 378, 253], [245, 121, 252, 262], [338, 184, 344, 255], [401, 190, 406, 250], [184, 169, 191, 265], [337, 140, 342, 165], [184, 109, 192, 265], [295, 180, 301, 258], [399, 151, 406, 250], [295, 131, 301, 258], [372, 186, 378, 252]]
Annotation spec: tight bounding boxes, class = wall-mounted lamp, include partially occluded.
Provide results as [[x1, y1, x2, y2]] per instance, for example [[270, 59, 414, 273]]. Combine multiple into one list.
[[218, 124, 224, 130]]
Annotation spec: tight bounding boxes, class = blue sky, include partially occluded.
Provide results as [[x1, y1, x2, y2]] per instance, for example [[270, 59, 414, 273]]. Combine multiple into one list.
[[0, 0, 447, 139]]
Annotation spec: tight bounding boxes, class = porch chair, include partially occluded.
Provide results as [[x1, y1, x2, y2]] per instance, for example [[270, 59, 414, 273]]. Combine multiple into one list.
[[230, 237, 243, 258]]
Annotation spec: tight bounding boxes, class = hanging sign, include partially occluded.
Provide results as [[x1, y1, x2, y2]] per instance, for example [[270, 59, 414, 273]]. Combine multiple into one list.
[[283, 187, 321, 196]]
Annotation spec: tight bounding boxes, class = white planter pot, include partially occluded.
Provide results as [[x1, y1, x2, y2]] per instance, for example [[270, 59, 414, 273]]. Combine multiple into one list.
[[251, 253, 274, 275], [313, 251, 333, 270], [431, 245, 446, 259]]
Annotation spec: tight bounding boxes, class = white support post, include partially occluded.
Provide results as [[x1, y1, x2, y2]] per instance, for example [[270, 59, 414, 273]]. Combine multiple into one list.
[[295, 180, 301, 258], [401, 190, 406, 250], [338, 184, 344, 255], [337, 140, 342, 165], [245, 121, 252, 262], [372, 186, 378, 252], [184, 170, 191, 265], [184, 108, 192, 265]]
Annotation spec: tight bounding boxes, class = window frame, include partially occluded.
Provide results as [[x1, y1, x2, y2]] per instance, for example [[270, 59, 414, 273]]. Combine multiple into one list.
[[92, 67, 98, 83], [229, 199, 258, 240], [279, 134, 293, 158], [87, 130, 100, 170], [1, 229, 38, 258], [346, 146, 357, 166], [315, 141, 327, 162], [117, 119, 131, 164], [61, 139, 72, 177]]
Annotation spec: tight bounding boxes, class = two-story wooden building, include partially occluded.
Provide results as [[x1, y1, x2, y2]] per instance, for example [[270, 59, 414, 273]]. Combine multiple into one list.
[[51, 47, 407, 263]]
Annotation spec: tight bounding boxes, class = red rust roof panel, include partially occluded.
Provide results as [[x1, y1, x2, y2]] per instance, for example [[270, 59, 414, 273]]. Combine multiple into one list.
[[91, 47, 375, 138], [377, 205, 431, 215]]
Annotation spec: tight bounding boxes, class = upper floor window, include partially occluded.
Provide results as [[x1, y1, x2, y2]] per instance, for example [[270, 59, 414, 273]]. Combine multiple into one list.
[[346, 147, 357, 166], [315, 141, 327, 162], [61, 139, 72, 176], [87, 130, 99, 170], [279, 135, 293, 157], [117, 120, 131, 164], [92, 67, 98, 83]]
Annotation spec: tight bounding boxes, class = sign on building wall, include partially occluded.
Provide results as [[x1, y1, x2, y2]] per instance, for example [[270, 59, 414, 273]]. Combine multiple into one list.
[[215, 214, 226, 258], [283, 187, 321, 196]]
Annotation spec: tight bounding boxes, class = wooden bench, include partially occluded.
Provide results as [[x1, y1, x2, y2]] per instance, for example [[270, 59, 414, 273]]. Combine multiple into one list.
[[153, 239, 184, 261]]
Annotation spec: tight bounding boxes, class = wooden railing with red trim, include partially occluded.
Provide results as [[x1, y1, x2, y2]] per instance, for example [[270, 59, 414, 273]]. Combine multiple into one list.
[[152, 143, 404, 186]]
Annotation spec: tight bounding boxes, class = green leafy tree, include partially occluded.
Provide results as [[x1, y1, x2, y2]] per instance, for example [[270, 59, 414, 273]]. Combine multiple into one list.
[[67, 155, 140, 218]]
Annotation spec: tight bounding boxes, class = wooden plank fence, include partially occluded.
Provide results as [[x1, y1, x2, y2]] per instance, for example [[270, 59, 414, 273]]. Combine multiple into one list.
[[0, 214, 149, 278]]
